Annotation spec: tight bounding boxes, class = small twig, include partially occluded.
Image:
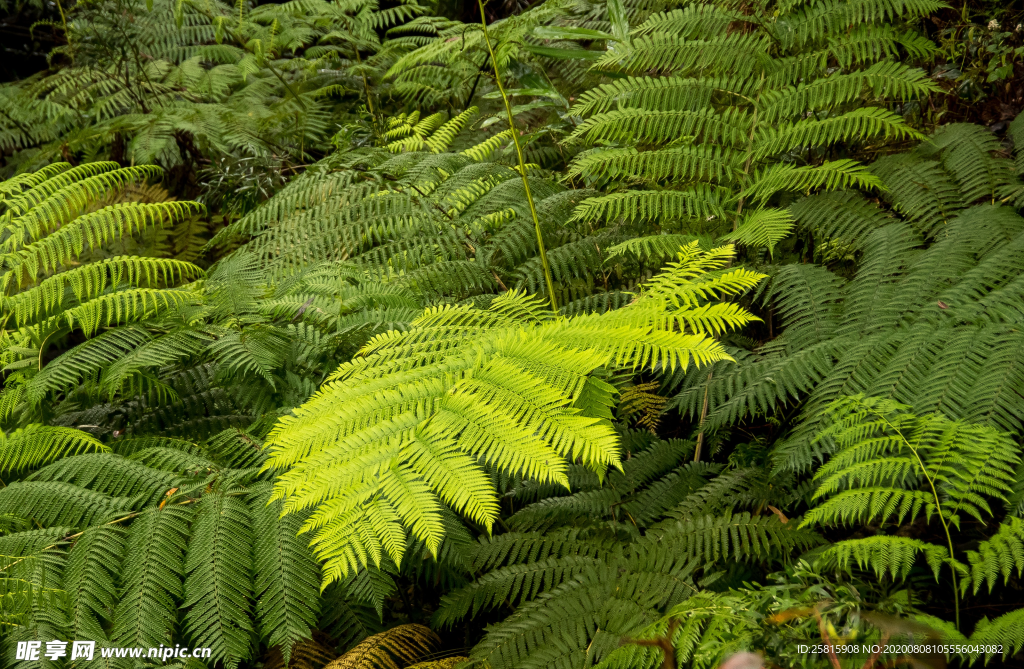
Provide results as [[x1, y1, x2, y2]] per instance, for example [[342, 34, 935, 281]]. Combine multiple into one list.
[[620, 618, 679, 669]]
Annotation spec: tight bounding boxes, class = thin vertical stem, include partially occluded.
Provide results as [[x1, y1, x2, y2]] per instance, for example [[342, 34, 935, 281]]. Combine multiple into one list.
[[877, 412, 960, 631], [353, 48, 375, 117], [476, 0, 558, 312], [693, 370, 713, 462], [55, 0, 69, 40]]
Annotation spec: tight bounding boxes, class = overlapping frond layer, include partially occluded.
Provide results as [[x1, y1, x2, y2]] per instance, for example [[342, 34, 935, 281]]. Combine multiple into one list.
[[562, 0, 938, 256], [267, 246, 763, 582], [670, 126, 1024, 475], [0, 164, 210, 429], [427, 428, 819, 669], [208, 143, 635, 310], [0, 430, 344, 668], [0, 0, 423, 173]]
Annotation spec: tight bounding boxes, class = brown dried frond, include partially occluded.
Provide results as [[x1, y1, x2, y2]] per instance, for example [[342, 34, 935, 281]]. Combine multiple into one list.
[[324, 624, 441, 669], [618, 381, 668, 432]]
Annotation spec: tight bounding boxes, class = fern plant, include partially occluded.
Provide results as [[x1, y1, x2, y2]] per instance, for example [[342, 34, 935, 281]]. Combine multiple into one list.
[[0, 162, 205, 425], [431, 428, 820, 669], [265, 243, 765, 584], [808, 396, 1019, 624], [0, 424, 389, 669], [3, 130, 496, 437], [5, 0, 1024, 664], [5, 256, 423, 444], [802, 395, 1024, 660], [638, 119, 1024, 662], [0, 0, 424, 177], [560, 0, 942, 257], [380, 0, 654, 173], [0, 150, 438, 441], [671, 120, 1024, 477], [207, 99, 771, 326]]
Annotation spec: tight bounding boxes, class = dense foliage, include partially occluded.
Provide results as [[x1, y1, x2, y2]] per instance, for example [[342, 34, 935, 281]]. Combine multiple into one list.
[[2, 0, 1024, 667]]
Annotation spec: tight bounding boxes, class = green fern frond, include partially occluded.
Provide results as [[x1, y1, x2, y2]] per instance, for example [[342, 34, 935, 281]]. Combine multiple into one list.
[[462, 129, 513, 162], [605, 235, 702, 265], [964, 517, 1024, 595], [182, 492, 256, 669], [569, 188, 729, 225], [2, 257, 203, 328], [752, 107, 921, 160], [593, 33, 769, 76], [0, 425, 107, 473], [568, 145, 746, 186], [2, 165, 165, 252], [823, 536, 948, 580], [251, 493, 321, 665], [567, 108, 751, 147], [758, 61, 941, 123], [741, 159, 883, 204], [0, 481, 139, 528], [721, 207, 795, 256], [967, 608, 1024, 663], [65, 524, 127, 638], [113, 506, 194, 647], [62, 286, 198, 337], [568, 76, 745, 117], [808, 395, 1019, 528], [267, 247, 760, 583]]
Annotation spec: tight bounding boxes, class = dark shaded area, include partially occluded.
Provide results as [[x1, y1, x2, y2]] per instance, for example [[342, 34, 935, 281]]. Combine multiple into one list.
[[0, 4, 60, 81]]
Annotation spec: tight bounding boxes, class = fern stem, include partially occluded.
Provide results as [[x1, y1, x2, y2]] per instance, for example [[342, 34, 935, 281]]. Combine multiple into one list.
[[54, 0, 69, 47], [878, 412, 960, 631], [693, 370, 713, 462], [734, 74, 764, 227], [1, 510, 143, 572], [475, 0, 558, 312], [267, 64, 307, 111], [352, 48, 376, 117]]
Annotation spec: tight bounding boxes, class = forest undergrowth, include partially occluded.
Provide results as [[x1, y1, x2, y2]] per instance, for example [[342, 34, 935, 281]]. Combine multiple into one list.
[[1, 0, 1024, 667]]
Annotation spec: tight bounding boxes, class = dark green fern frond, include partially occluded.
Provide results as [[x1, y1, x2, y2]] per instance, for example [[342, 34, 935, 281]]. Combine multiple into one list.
[[964, 517, 1024, 595], [182, 492, 256, 669], [27, 453, 180, 505], [113, 506, 194, 648], [0, 425, 107, 473], [251, 493, 321, 665], [64, 524, 127, 638]]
